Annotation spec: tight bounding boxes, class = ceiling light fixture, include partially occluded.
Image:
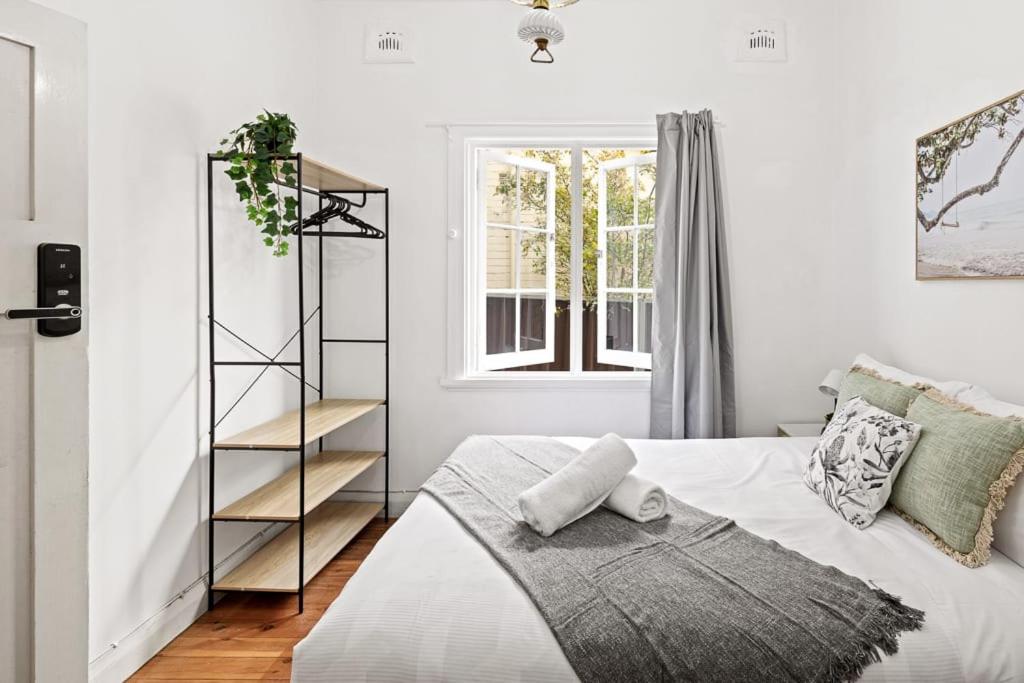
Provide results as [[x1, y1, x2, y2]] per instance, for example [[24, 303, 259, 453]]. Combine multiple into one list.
[[511, 0, 579, 64]]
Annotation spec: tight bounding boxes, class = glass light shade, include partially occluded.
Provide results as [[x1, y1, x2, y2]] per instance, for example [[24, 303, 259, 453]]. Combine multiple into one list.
[[518, 8, 565, 45]]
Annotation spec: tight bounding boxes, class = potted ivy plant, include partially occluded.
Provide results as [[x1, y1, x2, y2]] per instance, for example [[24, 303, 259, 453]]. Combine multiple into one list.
[[218, 111, 299, 257]]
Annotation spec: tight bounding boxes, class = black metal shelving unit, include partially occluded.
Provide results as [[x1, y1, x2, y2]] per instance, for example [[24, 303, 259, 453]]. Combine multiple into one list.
[[206, 153, 389, 613]]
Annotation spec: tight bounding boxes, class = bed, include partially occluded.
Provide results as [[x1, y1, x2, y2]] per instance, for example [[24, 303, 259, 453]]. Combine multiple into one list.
[[292, 436, 1024, 682]]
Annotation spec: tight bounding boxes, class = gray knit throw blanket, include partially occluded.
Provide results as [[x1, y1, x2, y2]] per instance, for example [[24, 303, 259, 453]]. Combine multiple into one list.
[[421, 436, 924, 683]]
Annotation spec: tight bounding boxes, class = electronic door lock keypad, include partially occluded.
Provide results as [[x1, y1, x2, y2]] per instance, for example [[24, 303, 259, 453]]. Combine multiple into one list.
[[2, 243, 83, 335], [37, 243, 82, 336]]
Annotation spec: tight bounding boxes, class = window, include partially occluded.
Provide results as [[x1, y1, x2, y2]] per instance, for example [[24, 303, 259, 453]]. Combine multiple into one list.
[[449, 132, 657, 384], [597, 153, 656, 370], [479, 153, 557, 370]]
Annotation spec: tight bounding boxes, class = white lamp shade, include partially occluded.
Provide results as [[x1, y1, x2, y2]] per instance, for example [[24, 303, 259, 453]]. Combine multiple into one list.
[[518, 8, 565, 44], [818, 369, 844, 398]]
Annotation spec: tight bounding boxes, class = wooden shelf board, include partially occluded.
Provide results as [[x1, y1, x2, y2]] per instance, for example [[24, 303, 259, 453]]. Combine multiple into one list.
[[214, 399, 383, 450], [213, 501, 382, 593], [214, 450, 383, 522], [296, 156, 385, 193]]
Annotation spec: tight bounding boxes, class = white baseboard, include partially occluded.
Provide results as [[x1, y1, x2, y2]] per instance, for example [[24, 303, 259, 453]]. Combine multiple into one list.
[[87, 497, 407, 682], [87, 579, 207, 683], [87, 522, 282, 682]]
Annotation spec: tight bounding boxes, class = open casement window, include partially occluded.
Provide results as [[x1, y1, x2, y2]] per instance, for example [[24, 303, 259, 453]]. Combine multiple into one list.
[[478, 152, 557, 371], [597, 153, 656, 370]]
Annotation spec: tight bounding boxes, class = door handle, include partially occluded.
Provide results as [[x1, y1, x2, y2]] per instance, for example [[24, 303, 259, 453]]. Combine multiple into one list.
[[4, 305, 83, 320]]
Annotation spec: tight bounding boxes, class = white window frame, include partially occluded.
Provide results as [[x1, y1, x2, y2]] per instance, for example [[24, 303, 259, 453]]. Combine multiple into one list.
[[478, 152, 557, 370], [442, 124, 656, 390], [597, 153, 657, 370]]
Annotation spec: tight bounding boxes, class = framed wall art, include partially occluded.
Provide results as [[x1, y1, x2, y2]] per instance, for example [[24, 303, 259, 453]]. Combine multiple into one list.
[[916, 89, 1024, 279]]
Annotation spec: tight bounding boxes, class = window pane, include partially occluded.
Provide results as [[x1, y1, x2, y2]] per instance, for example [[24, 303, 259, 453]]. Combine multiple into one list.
[[520, 230, 547, 289], [638, 292, 653, 354], [486, 294, 516, 355], [486, 161, 515, 225], [606, 166, 635, 227], [519, 167, 548, 229], [606, 293, 634, 352], [520, 293, 546, 351], [638, 164, 656, 225], [606, 230, 634, 289], [486, 227, 514, 289], [638, 228, 655, 289]]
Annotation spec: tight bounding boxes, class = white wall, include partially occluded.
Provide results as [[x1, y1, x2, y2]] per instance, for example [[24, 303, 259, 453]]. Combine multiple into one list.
[[312, 0, 844, 503], [832, 0, 1024, 401], [33, 0, 320, 678]]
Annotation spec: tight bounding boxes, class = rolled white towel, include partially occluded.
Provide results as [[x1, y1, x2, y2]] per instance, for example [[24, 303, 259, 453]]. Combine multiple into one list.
[[518, 434, 637, 537], [602, 472, 667, 523]]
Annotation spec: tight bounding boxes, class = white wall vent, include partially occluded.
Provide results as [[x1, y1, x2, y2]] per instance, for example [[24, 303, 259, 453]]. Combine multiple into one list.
[[364, 26, 414, 64], [736, 20, 787, 62]]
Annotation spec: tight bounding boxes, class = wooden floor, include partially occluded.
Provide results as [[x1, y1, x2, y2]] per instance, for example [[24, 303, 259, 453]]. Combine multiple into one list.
[[129, 520, 388, 681]]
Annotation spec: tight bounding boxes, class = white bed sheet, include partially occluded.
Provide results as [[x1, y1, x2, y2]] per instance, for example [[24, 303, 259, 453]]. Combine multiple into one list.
[[292, 437, 1024, 682]]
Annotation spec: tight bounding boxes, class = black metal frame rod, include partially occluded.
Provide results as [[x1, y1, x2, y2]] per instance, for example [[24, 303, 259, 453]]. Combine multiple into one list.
[[335, 192, 366, 208], [207, 155, 217, 612], [323, 338, 386, 344], [214, 361, 300, 367], [208, 153, 299, 162], [214, 445, 304, 453], [327, 189, 389, 195], [385, 189, 391, 521], [300, 230, 383, 239], [318, 193, 325, 455], [297, 155, 307, 613]]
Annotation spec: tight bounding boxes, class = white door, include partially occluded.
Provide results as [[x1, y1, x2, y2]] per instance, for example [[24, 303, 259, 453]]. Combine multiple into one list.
[[0, 3, 88, 681]]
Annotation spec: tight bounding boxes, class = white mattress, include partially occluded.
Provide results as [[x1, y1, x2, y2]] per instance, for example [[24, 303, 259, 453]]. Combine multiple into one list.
[[292, 437, 1024, 682]]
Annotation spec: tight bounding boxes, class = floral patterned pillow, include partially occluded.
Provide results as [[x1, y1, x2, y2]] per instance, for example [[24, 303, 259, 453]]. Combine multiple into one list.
[[803, 397, 922, 529]]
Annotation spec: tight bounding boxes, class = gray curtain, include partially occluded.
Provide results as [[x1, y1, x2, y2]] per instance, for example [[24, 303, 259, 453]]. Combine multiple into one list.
[[650, 111, 735, 439]]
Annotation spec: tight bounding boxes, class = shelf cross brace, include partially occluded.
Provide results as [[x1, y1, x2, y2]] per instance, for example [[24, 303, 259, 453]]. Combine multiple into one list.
[[213, 310, 321, 427]]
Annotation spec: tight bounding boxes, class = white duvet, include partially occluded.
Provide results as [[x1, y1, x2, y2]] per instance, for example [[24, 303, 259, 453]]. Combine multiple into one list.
[[292, 437, 1024, 682]]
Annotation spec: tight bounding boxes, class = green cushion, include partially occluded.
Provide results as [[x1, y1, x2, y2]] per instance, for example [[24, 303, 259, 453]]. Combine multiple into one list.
[[835, 367, 924, 417], [891, 390, 1024, 567]]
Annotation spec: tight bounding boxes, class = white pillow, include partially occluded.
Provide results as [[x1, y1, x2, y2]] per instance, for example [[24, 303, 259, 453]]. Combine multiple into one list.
[[956, 386, 1024, 569], [851, 353, 974, 397], [803, 397, 922, 529], [957, 385, 1024, 418]]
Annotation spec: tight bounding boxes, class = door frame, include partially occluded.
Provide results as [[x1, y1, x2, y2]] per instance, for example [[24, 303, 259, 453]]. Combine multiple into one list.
[[1, 3, 89, 680]]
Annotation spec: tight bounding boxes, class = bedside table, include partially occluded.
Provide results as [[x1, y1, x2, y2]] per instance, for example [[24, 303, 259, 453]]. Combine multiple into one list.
[[777, 423, 825, 438]]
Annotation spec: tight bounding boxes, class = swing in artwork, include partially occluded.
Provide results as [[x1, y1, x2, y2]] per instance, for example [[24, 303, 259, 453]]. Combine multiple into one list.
[[916, 88, 1024, 279]]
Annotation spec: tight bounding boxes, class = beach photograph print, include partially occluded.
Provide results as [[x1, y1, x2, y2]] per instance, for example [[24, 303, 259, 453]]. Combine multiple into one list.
[[916, 89, 1024, 279]]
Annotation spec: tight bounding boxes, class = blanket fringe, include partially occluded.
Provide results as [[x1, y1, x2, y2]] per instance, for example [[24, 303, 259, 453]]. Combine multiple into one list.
[[823, 588, 926, 683]]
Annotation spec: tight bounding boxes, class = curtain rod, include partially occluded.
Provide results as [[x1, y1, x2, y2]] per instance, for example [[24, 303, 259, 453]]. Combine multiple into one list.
[[427, 122, 651, 128], [426, 119, 724, 129]]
